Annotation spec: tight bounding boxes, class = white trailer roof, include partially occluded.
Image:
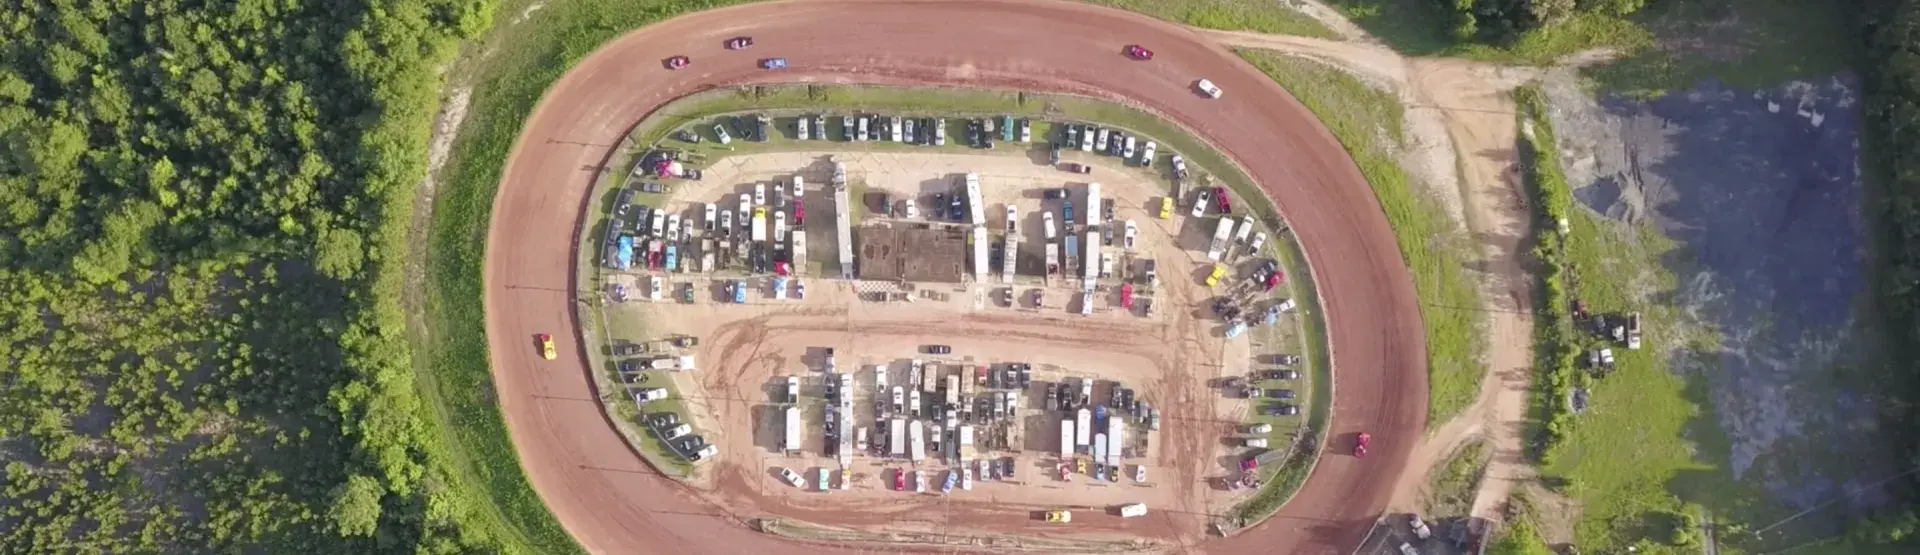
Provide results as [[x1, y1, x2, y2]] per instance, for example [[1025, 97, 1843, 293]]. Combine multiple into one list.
[[890, 419, 907, 456], [1075, 408, 1092, 446], [973, 227, 991, 281], [1085, 183, 1101, 228], [1060, 419, 1075, 458], [784, 406, 803, 452]]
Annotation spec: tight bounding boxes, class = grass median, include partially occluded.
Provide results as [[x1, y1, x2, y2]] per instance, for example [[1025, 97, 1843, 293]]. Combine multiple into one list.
[[1234, 49, 1485, 428]]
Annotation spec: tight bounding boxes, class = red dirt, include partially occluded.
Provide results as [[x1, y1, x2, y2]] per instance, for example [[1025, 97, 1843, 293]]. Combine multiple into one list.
[[481, 1, 1426, 553]]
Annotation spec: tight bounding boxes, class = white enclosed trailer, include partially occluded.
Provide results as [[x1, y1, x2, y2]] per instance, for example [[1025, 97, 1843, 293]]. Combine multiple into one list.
[[1060, 419, 1075, 459], [890, 418, 907, 457], [1076, 408, 1092, 447], [909, 420, 926, 463], [784, 406, 803, 453], [1085, 183, 1102, 228], [1108, 417, 1125, 466]]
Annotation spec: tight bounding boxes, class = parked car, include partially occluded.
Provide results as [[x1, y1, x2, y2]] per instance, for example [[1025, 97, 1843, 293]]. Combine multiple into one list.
[[713, 124, 731, 145], [1266, 389, 1296, 400], [778, 468, 805, 488], [1264, 404, 1299, 416], [1192, 188, 1210, 217], [1270, 353, 1303, 366], [648, 412, 681, 429], [1060, 162, 1091, 174], [1214, 186, 1232, 213], [1140, 141, 1157, 167], [923, 345, 952, 355], [1263, 369, 1301, 380]]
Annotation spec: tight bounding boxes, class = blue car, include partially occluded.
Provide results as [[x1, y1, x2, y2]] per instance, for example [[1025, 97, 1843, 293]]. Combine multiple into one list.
[[664, 244, 678, 272], [733, 280, 747, 303], [761, 58, 787, 70]]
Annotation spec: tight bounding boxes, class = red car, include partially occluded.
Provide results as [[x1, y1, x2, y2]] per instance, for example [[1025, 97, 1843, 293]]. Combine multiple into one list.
[[1126, 45, 1153, 60], [1214, 186, 1232, 213], [1355, 432, 1371, 458], [1239, 458, 1258, 472], [1060, 162, 1092, 174], [665, 55, 690, 70], [894, 470, 906, 490], [726, 36, 753, 50]]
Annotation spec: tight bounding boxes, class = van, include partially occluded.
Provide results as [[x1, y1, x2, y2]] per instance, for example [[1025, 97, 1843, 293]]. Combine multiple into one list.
[[1118, 503, 1148, 518]]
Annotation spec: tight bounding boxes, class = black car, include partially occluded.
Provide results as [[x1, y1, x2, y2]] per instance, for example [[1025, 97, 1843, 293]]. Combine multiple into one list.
[[673, 435, 706, 453], [812, 114, 827, 139], [1063, 124, 1080, 148], [617, 359, 645, 373], [1264, 404, 1300, 416], [1044, 188, 1068, 200], [1267, 389, 1296, 400], [613, 342, 647, 356], [923, 345, 952, 355], [648, 412, 680, 428], [989, 367, 1003, 389], [1108, 132, 1126, 156], [1019, 365, 1032, 388], [1120, 388, 1135, 410], [1046, 386, 1059, 411], [1049, 144, 1062, 165], [1263, 369, 1301, 380], [1104, 203, 1116, 222], [639, 182, 667, 194], [1269, 353, 1303, 366], [1102, 226, 1114, 246], [950, 194, 964, 221]]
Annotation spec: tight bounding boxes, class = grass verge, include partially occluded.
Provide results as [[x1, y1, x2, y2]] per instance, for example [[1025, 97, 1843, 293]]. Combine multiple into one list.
[[1234, 49, 1485, 427], [1424, 441, 1490, 517], [1080, 0, 1336, 39], [1513, 86, 1579, 463]]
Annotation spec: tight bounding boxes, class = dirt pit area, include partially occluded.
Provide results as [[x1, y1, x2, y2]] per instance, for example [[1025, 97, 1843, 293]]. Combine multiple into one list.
[[602, 148, 1308, 542]]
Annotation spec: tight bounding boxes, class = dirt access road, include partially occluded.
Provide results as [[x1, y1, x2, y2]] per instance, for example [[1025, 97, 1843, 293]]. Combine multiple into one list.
[[482, 1, 1426, 553]]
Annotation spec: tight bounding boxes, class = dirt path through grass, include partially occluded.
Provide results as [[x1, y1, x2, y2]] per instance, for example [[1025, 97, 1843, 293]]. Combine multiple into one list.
[[1196, 27, 1544, 522]]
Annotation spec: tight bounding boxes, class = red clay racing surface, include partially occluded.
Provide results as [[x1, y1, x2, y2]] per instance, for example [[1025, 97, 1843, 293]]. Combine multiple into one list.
[[482, 0, 1426, 553]]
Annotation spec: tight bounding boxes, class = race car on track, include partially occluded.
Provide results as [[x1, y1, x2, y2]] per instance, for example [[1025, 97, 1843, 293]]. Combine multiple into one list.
[[726, 36, 753, 49], [760, 57, 788, 70], [1355, 432, 1372, 458], [665, 55, 690, 70], [1045, 510, 1072, 523], [536, 334, 557, 360], [1196, 78, 1223, 99], [1125, 45, 1153, 60]]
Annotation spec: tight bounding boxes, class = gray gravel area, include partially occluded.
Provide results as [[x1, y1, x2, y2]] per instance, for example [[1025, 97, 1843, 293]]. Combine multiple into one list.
[[1540, 74, 1886, 514]]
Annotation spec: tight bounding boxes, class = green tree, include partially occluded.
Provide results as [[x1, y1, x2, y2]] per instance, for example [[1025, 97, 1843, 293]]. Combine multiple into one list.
[[328, 474, 385, 538]]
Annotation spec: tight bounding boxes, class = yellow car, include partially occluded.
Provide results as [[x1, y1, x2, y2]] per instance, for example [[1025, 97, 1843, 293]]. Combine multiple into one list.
[[1205, 264, 1227, 287], [1158, 197, 1173, 219], [1045, 510, 1072, 523], [537, 333, 557, 360]]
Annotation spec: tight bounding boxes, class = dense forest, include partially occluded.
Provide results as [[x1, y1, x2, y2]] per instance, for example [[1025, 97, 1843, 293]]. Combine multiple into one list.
[[1436, 0, 1653, 43], [0, 0, 501, 552], [1861, 0, 1920, 543]]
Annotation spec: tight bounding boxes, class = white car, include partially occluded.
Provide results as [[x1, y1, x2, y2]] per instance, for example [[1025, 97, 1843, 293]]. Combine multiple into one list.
[[934, 118, 947, 146], [754, 183, 767, 206], [719, 209, 733, 234], [913, 470, 927, 493], [1133, 465, 1147, 483], [1094, 128, 1110, 153], [856, 116, 869, 141], [1171, 155, 1188, 180], [1140, 141, 1157, 167], [663, 424, 691, 440], [1019, 119, 1031, 143], [704, 203, 718, 230], [714, 124, 731, 144], [779, 468, 806, 488], [666, 214, 682, 239], [1251, 232, 1268, 252], [1122, 136, 1136, 159], [891, 386, 904, 407], [773, 211, 788, 242], [786, 376, 800, 402], [649, 276, 664, 300], [1079, 126, 1094, 152], [1192, 189, 1211, 218], [891, 116, 904, 142], [650, 211, 666, 237], [905, 199, 920, 219], [903, 118, 916, 142], [1123, 220, 1137, 250], [841, 116, 855, 140], [1197, 79, 1223, 99], [797, 116, 810, 140], [961, 467, 974, 491], [633, 388, 669, 403], [692, 445, 718, 461], [1005, 206, 1018, 233], [791, 177, 804, 199]]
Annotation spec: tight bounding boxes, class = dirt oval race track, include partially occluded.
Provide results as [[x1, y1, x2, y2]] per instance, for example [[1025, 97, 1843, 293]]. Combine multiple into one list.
[[481, 0, 1426, 553]]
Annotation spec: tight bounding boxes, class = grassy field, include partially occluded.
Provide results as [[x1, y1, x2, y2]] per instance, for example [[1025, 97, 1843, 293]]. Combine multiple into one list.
[[1424, 441, 1490, 517], [1234, 50, 1485, 428]]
